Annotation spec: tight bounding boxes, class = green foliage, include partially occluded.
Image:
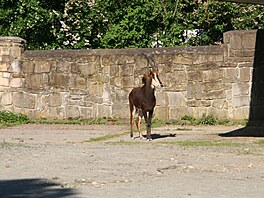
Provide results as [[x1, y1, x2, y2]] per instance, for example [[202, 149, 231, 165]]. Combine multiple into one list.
[[178, 115, 247, 126], [1, 0, 264, 49], [162, 140, 240, 147], [0, 0, 65, 49], [0, 111, 29, 126]]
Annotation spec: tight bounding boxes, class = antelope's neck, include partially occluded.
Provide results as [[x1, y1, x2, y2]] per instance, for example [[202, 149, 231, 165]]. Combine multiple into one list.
[[143, 81, 155, 96]]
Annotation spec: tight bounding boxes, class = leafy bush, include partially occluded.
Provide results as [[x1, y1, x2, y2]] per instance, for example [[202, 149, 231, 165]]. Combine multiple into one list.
[[1, 0, 264, 49], [0, 111, 29, 126], [197, 115, 217, 125]]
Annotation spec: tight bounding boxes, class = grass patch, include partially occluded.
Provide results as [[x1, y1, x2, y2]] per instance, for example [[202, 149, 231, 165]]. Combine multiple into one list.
[[0, 110, 247, 129], [161, 140, 240, 147], [256, 139, 264, 145], [0, 111, 29, 128], [166, 115, 248, 126], [83, 131, 129, 143], [0, 141, 28, 149]]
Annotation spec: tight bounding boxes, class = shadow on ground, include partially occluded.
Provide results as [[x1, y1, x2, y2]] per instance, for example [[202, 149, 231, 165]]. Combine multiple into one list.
[[219, 126, 264, 137], [0, 178, 76, 198], [145, 133, 176, 140]]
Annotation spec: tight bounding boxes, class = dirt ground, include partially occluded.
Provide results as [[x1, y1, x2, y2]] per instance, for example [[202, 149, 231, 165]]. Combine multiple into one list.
[[1, 123, 264, 198]]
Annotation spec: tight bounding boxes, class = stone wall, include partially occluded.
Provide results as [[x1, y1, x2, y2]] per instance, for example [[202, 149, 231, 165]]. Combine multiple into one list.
[[0, 30, 257, 120]]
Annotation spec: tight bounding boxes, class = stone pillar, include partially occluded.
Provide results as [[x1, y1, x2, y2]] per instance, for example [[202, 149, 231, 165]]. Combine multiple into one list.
[[0, 37, 26, 109]]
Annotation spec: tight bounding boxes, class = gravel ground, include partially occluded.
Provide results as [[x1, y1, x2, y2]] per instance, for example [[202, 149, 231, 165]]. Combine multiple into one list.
[[1, 124, 264, 198]]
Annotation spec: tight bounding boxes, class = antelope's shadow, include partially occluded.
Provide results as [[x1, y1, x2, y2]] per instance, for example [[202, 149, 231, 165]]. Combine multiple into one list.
[[144, 133, 176, 140]]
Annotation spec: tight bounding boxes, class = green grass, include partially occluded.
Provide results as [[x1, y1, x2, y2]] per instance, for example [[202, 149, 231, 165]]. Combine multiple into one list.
[[0, 111, 29, 127], [29, 117, 109, 125], [0, 110, 248, 130], [166, 115, 248, 126], [160, 140, 240, 147], [83, 131, 129, 143], [256, 139, 264, 145], [106, 140, 241, 147]]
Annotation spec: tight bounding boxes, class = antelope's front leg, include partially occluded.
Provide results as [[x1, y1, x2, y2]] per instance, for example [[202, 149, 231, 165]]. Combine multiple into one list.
[[144, 111, 153, 141]]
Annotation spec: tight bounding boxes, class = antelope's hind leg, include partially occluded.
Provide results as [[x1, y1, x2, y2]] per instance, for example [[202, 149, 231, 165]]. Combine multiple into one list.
[[129, 105, 134, 138], [136, 109, 143, 139]]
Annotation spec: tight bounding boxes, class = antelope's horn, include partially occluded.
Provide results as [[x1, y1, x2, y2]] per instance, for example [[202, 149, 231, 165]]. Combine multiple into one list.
[[142, 53, 157, 69]]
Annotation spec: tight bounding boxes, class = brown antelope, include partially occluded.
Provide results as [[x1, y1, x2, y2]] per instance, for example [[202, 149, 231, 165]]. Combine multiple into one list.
[[128, 56, 163, 140]]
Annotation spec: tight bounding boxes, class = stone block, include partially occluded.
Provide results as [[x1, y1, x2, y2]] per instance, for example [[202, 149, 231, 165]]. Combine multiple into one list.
[[10, 78, 24, 88], [25, 74, 47, 89], [229, 32, 242, 50], [1, 92, 12, 105], [117, 55, 135, 64], [120, 63, 134, 77], [172, 53, 192, 64], [156, 91, 168, 106], [224, 68, 239, 82], [122, 76, 135, 88], [207, 54, 224, 62], [193, 54, 207, 64], [239, 67, 251, 82], [169, 107, 191, 120], [233, 107, 249, 120], [89, 83, 103, 97], [203, 90, 225, 100], [22, 61, 34, 73], [203, 69, 223, 82], [187, 82, 203, 100], [13, 92, 36, 109], [48, 93, 63, 107], [0, 47, 10, 55], [97, 105, 112, 117], [155, 106, 169, 120], [187, 71, 203, 82], [56, 61, 71, 72], [212, 99, 226, 109], [66, 106, 80, 118], [112, 103, 129, 118], [10, 46, 23, 58], [71, 76, 87, 90], [101, 55, 115, 67], [232, 83, 250, 96], [167, 92, 186, 107], [79, 62, 97, 76], [242, 32, 257, 49], [0, 76, 9, 86], [0, 63, 9, 71], [9, 59, 21, 73], [79, 107, 93, 117], [203, 81, 222, 92], [50, 73, 70, 89], [35, 61, 51, 73], [232, 96, 250, 107]]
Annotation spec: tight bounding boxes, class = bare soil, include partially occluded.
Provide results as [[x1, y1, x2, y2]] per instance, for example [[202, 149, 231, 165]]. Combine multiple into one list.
[[1, 124, 264, 198]]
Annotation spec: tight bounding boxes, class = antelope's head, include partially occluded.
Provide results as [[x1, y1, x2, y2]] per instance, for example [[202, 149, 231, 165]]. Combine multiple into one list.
[[143, 69, 163, 88]]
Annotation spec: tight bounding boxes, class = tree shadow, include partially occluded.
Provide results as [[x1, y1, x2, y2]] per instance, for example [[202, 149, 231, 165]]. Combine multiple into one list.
[[0, 178, 76, 198], [220, 29, 264, 137], [219, 126, 264, 137]]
